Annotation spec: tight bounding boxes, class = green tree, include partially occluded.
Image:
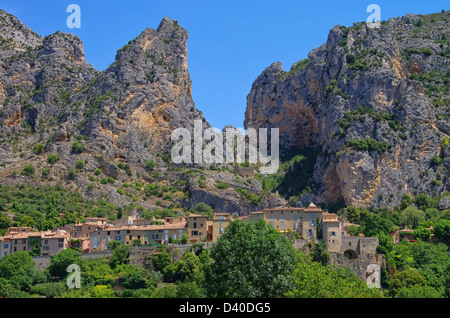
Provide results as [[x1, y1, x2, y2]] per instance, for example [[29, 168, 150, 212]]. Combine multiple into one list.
[[90, 285, 114, 298], [176, 281, 207, 298], [33, 143, 45, 155], [109, 241, 130, 268], [67, 169, 77, 180], [207, 219, 297, 298], [400, 206, 426, 229], [309, 240, 330, 266], [346, 225, 361, 237], [75, 160, 85, 170], [180, 233, 189, 244], [0, 213, 12, 230], [360, 213, 397, 237], [194, 202, 213, 219], [152, 252, 171, 272], [118, 267, 152, 290], [396, 285, 442, 298], [400, 194, 413, 210], [414, 194, 431, 211], [0, 251, 35, 279], [413, 226, 431, 242], [286, 252, 382, 298], [71, 141, 85, 154], [47, 154, 60, 165], [434, 219, 450, 246], [48, 249, 81, 279], [389, 268, 428, 297], [20, 215, 36, 228], [177, 252, 204, 284]]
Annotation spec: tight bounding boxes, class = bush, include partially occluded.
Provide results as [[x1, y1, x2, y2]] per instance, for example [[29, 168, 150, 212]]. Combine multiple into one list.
[[42, 168, 50, 179], [33, 143, 45, 155], [145, 160, 156, 171], [215, 181, 230, 189], [345, 138, 388, 154], [94, 168, 102, 176], [21, 164, 35, 177], [67, 169, 77, 180], [75, 160, 85, 170], [71, 141, 85, 154], [47, 154, 60, 165]]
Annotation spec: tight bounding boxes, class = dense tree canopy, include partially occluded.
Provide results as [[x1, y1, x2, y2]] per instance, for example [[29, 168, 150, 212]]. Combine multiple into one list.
[[206, 219, 297, 298]]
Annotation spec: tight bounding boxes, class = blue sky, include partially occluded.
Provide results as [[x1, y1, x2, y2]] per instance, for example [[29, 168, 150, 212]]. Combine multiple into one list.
[[0, 1, 448, 130]]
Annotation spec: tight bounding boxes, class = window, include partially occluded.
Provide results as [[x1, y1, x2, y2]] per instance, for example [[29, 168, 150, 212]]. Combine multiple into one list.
[[23, 246, 26, 251], [58, 238, 64, 242], [191, 231, 198, 236], [43, 246, 49, 251], [330, 231, 336, 237], [294, 214, 298, 221], [281, 224, 285, 230], [127, 230, 130, 234], [107, 231, 111, 236], [22, 239, 26, 244], [219, 227, 223, 234], [58, 243, 63, 248], [193, 223, 197, 229], [219, 215, 224, 220], [3, 243, 8, 249], [311, 213, 315, 219], [310, 220, 316, 227], [45, 240, 48, 245], [152, 234, 159, 239], [129, 235, 132, 240]]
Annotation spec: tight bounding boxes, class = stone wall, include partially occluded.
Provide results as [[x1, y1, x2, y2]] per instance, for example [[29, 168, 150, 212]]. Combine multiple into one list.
[[340, 237, 379, 256], [32, 244, 207, 270], [329, 252, 386, 282]]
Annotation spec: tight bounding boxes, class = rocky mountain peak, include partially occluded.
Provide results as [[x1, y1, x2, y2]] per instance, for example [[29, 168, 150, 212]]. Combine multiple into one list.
[[41, 31, 86, 64], [245, 10, 450, 208], [0, 9, 42, 49]]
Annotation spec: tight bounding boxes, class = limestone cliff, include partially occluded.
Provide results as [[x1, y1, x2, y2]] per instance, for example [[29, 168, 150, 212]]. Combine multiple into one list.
[[0, 10, 279, 215], [245, 11, 450, 208]]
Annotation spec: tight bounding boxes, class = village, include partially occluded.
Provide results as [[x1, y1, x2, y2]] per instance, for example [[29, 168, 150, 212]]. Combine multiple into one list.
[[0, 203, 395, 261]]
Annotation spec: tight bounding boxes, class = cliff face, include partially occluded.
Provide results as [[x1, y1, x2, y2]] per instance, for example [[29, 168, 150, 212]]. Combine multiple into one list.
[[245, 11, 450, 208], [0, 10, 282, 215], [0, 12, 205, 163]]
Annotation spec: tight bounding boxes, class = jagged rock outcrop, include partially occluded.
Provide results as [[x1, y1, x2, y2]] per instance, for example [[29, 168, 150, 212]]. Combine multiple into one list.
[[245, 11, 450, 208], [0, 10, 270, 215]]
